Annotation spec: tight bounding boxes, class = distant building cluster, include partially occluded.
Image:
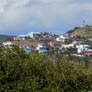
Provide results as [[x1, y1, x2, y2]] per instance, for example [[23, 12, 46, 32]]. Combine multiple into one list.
[[2, 32, 92, 57], [14, 32, 55, 41]]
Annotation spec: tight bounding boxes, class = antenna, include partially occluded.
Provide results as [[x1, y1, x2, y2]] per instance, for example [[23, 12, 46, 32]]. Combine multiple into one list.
[[82, 19, 86, 27]]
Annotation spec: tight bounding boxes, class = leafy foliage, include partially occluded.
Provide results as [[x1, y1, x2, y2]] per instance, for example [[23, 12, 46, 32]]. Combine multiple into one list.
[[0, 45, 92, 92]]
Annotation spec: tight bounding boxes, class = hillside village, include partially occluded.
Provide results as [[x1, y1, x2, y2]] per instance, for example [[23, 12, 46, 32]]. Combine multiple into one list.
[[1, 27, 92, 91], [1, 26, 92, 59]]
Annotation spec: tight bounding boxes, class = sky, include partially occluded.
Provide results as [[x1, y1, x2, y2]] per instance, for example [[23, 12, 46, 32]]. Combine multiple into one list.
[[0, 0, 92, 35]]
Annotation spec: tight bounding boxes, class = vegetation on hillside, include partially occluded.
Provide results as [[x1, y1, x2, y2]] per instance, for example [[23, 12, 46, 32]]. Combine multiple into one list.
[[0, 45, 92, 91], [0, 35, 14, 42], [67, 26, 92, 38]]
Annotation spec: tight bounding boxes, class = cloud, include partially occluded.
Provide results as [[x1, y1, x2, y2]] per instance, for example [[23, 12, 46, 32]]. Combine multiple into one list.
[[0, 0, 92, 34]]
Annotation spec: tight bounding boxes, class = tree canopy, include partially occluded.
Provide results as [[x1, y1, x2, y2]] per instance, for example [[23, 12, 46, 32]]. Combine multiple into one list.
[[0, 45, 92, 92]]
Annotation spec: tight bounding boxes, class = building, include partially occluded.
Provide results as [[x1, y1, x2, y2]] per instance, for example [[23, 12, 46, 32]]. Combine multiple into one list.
[[48, 41, 61, 48], [88, 38, 92, 41], [62, 44, 75, 49], [70, 33, 80, 38], [24, 47, 32, 53], [28, 32, 40, 39], [56, 35, 70, 42], [84, 53, 92, 56], [2, 41, 16, 48], [76, 44, 91, 53], [72, 41, 79, 45], [35, 45, 48, 55], [14, 35, 30, 41]]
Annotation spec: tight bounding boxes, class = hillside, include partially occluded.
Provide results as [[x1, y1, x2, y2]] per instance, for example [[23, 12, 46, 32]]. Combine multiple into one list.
[[67, 26, 92, 38], [0, 35, 14, 42]]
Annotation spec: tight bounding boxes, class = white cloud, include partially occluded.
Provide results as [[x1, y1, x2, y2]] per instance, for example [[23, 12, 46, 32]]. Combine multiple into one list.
[[0, 0, 92, 34]]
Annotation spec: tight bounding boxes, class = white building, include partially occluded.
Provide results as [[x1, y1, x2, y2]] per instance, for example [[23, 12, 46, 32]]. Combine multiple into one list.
[[35, 45, 48, 54], [14, 35, 29, 41], [62, 44, 75, 48], [28, 32, 40, 38], [56, 35, 70, 42], [36, 45, 45, 50], [88, 38, 92, 41], [76, 44, 92, 53]]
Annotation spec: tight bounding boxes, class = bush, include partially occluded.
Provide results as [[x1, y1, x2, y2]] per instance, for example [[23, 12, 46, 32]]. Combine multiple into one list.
[[0, 46, 92, 91]]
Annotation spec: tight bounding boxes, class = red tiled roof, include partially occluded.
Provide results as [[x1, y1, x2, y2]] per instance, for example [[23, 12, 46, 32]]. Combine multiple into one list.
[[49, 41, 59, 44], [84, 53, 92, 55], [3, 41, 16, 43]]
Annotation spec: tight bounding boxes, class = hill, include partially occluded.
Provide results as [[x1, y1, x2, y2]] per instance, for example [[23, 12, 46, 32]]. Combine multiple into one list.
[[0, 35, 14, 42], [67, 26, 92, 38]]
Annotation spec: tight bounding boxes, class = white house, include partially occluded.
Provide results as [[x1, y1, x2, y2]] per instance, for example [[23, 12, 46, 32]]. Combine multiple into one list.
[[62, 44, 75, 49], [36, 45, 46, 51], [76, 44, 92, 53], [72, 41, 79, 45], [14, 35, 29, 41], [56, 35, 70, 42], [28, 32, 40, 38], [88, 38, 92, 41], [35, 44, 48, 54]]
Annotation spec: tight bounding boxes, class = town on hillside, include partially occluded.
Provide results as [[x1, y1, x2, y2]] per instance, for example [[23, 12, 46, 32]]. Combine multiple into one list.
[[1, 31, 92, 59]]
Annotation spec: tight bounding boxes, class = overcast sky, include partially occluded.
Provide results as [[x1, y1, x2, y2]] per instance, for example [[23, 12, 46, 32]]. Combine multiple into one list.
[[0, 0, 92, 35]]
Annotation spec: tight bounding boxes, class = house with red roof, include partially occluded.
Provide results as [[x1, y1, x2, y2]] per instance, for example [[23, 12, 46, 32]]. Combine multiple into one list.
[[88, 38, 92, 41], [84, 53, 92, 56], [48, 41, 61, 48], [2, 41, 16, 48]]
